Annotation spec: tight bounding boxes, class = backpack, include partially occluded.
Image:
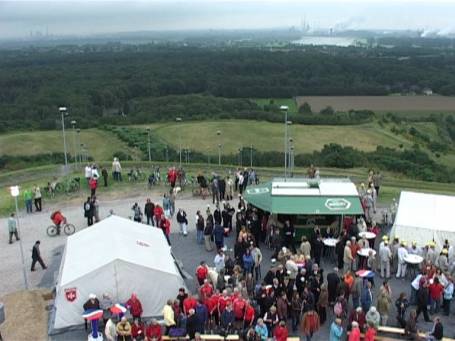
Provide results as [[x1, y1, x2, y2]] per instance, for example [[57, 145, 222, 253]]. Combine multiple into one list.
[[84, 202, 91, 211], [168, 327, 186, 337], [334, 301, 343, 316]]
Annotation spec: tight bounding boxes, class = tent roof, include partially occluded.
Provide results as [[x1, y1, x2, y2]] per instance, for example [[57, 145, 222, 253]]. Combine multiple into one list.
[[394, 191, 455, 233], [244, 178, 363, 215], [60, 215, 178, 286]]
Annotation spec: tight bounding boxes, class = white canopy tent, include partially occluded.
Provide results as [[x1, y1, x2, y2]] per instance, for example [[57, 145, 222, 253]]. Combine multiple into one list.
[[390, 191, 455, 250], [51, 215, 186, 332]]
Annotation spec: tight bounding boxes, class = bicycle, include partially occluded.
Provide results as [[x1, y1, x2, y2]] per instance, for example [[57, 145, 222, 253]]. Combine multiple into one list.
[[46, 222, 76, 237], [54, 177, 81, 196]]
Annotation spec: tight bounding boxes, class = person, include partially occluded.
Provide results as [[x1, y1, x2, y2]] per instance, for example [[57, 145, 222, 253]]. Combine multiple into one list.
[[144, 199, 155, 226], [31, 240, 47, 271], [329, 318, 343, 341], [317, 283, 329, 325], [105, 317, 117, 341], [343, 241, 353, 274], [153, 204, 164, 227], [196, 261, 209, 285], [23, 188, 33, 213], [327, 268, 341, 304], [282, 220, 296, 253], [131, 318, 145, 341], [83, 294, 101, 331], [428, 316, 443, 341], [273, 320, 288, 341], [397, 241, 409, 279], [195, 210, 204, 245], [89, 176, 98, 197], [301, 309, 320, 341], [85, 164, 93, 183], [144, 319, 162, 341], [214, 249, 225, 273], [254, 318, 267, 341], [361, 281, 373, 313], [349, 307, 366, 332], [429, 277, 444, 314], [443, 277, 454, 316], [126, 294, 143, 321], [364, 322, 376, 341], [396, 292, 410, 328], [416, 282, 431, 322], [112, 157, 122, 181], [365, 306, 380, 329], [213, 222, 224, 250], [379, 240, 392, 279], [348, 321, 361, 341], [220, 301, 235, 334], [377, 286, 392, 326], [132, 203, 143, 223], [204, 213, 214, 251], [33, 185, 42, 211], [93, 196, 100, 223], [243, 249, 254, 275], [405, 310, 419, 340], [176, 208, 188, 236], [101, 167, 109, 187], [252, 243, 263, 281], [162, 299, 175, 335], [84, 197, 94, 226], [116, 316, 132, 341], [186, 309, 198, 340], [300, 236, 311, 257], [7, 213, 20, 244]]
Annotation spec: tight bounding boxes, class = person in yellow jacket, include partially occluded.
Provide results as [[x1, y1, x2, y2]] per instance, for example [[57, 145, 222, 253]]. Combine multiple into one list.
[[162, 299, 176, 335]]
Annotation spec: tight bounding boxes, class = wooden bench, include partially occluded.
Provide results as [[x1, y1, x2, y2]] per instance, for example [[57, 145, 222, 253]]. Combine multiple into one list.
[[378, 325, 455, 341], [346, 330, 403, 341]]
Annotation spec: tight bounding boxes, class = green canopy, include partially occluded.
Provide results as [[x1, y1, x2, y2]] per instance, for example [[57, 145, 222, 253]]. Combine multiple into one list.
[[244, 180, 363, 215]]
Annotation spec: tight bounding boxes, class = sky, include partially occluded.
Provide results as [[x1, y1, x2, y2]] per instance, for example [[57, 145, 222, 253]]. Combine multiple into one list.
[[1, 0, 455, 39]]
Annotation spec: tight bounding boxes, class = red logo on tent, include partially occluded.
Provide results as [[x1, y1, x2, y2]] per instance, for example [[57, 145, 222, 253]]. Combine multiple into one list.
[[65, 287, 77, 302]]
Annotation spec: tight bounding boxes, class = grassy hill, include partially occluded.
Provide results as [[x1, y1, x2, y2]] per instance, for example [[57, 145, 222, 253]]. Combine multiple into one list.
[[0, 129, 140, 161]]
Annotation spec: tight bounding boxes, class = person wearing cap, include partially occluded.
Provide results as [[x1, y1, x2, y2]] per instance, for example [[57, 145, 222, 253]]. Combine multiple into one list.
[[379, 235, 388, 250], [365, 306, 380, 329], [379, 239, 392, 279], [83, 293, 100, 331], [436, 249, 449, 272], [349, 307, 366, 332], [397, 241, 409, 279], [408, 241, 421, 255], [426, 242, 437, 264]]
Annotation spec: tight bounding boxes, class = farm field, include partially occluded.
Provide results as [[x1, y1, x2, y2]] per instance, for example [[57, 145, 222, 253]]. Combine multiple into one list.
[[295, 95, 455, 112], [0, 129, 139, 161], [253, 98, 298, 112], [139, 120, 417, 154]]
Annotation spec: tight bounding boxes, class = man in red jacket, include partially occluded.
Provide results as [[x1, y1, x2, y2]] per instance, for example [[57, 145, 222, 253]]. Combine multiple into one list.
[[126, 293, 143, 321], [429, 277, 444, 314], [233, 296, 246, 330], [159, 214, 171, 245], [244, 300, 255, 328], [183, 293, 198, 315], [196, 261, 209, 286], [154, 204, 164, 226], [200, 279, 214, 300], [168, 167, 177, 188], [146, 318, 162, 341], [218, 290, 231, 316]]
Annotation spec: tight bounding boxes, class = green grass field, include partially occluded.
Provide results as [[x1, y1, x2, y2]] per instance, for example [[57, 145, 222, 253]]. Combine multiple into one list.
[[253, 98, 298, 113], [0, 129, 139, 161], [140, 120, 416, 154]]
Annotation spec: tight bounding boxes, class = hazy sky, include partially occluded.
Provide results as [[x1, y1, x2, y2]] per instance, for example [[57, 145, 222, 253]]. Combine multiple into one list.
[[1, 0, 455, 39]]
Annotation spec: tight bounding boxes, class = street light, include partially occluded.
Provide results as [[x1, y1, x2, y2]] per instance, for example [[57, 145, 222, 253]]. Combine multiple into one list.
[[59, 107, 69, 170], [9, 186, 29, 290], [146, 128, 151, 162], [176, 117, 182, 167], [280, 105, 289, 180], [71, 120, 77, 168], [76, 129, 81, 164], [238, 147, 243, 167], [216, 130, 222, 166]]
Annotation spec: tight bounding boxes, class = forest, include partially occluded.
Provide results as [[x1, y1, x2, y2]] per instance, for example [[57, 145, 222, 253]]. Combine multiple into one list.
[[1, 44, 455, 130]]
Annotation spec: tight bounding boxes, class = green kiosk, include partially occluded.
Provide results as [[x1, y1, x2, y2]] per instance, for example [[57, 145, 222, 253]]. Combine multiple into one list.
[[244, 178, 364, 239]]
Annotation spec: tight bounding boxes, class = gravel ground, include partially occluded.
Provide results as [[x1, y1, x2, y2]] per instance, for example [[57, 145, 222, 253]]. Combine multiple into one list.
[[1, 187, 454, 340]]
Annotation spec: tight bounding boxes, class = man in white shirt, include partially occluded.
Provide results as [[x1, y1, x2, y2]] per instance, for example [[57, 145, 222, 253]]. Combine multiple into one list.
[[214, 249, 225, 273], [379, 240, 392, 279], [410, 273, 422, 305], [396, 241, 409, 279]]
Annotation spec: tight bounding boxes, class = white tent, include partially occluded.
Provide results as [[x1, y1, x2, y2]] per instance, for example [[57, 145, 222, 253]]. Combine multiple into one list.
[[51, 215, 186, 331], [390, 191, 455, 250]]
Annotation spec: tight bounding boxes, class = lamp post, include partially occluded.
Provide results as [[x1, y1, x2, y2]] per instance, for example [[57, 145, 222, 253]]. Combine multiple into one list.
[[10, 186, 29, 290], [76, 129, 81, 164], [238, 147, 243, 167], [176, 117, 182, 167], [71, 120, 77, 168], [216, 130, 222, 166], [287, 120, 293, 171], [289, 138, 294, 177], [146, 128, 151, 163], [59, 107, 69, 170], [280, 105, 289, 180], [250, 144, 253, 168]]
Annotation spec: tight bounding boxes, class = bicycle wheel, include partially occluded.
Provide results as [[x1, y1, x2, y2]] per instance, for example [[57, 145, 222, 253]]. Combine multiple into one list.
[[64, 224, 76, 235], [46, 225, 57, 237]]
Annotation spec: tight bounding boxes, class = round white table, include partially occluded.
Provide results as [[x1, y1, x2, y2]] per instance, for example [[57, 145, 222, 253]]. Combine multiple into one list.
[[404, 254, 423, 279], [359, 231, 376, 240], [357, 248, 376, 257], [404, 254, 424, 265], [323, 238, 338, 247]]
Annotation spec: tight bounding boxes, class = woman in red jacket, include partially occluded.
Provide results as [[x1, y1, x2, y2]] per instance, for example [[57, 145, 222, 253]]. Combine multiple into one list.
[[273, 320, 289, 341], [131, 318, 145, 340], [429, 277, 444, 314], [126, 293, 143, 321]]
